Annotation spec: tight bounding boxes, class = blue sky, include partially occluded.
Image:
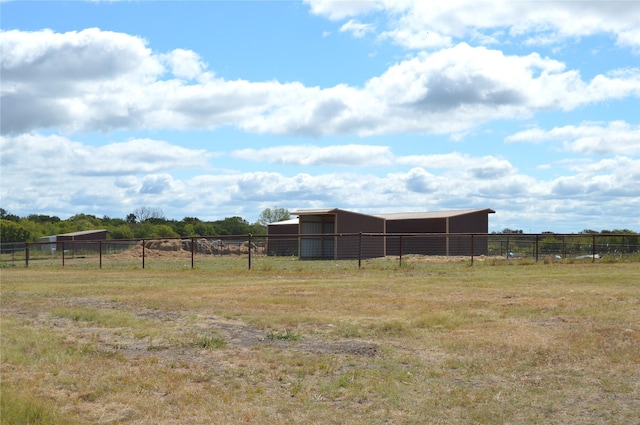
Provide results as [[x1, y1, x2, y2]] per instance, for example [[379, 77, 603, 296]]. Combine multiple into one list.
[[1, 0, 639, 232]]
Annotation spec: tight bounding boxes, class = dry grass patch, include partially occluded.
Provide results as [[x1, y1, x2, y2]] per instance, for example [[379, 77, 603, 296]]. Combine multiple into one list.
[[1, 261, 639, 424]]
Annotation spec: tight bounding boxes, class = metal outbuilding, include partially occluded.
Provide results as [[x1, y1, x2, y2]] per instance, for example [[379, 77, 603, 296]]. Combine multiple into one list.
[[40, 229, 109, 253], [267, 208, 495, 259]]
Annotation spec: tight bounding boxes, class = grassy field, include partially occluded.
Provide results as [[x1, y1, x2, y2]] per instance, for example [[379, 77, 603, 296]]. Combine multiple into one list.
[[1, 259, 639, 424]]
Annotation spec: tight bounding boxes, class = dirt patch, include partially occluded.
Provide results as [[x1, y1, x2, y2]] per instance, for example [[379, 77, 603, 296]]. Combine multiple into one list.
[[402, 254, 492, 263], [2, 297, 380, 369]]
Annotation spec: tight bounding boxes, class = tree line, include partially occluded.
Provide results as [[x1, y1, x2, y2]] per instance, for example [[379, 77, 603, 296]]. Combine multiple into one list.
[[0, 207, 291, 244], [1, 207, 636, 245]]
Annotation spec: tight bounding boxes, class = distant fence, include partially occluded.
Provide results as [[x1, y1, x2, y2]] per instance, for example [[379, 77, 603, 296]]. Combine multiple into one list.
[[1, 233, 638, 270]]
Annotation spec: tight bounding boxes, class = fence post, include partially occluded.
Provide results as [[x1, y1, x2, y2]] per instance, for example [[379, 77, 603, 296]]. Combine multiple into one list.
[[592, 234, 596, 263], [358, 232, 362, 269], [535, 234, 539, 262], [62, 241, 65, 267], [506, 236, 510, 259], [471, 234, 474, 265], [248, 234, 252, 270], [399, 235, 403, 267], [99, 240, 103, 269], [142, 239, 145, 269], [25, 243, 29, 268], [191, 237, 195, 269]]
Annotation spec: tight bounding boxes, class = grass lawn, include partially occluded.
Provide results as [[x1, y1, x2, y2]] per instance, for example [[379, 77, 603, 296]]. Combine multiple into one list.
[[1, 259, 639, 424]]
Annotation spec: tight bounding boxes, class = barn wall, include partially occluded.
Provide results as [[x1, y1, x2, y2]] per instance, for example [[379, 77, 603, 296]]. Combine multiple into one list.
[[266, 223, 299, 256], [449, 211, 490, 255], [335, 210, 386, 260], [56, 230, 108, 252], [449, 211, 489, 233], [385, 218, 447, 256]]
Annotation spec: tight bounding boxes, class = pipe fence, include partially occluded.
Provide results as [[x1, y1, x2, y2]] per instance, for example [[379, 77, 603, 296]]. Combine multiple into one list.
[[1, 233, 638, 270]]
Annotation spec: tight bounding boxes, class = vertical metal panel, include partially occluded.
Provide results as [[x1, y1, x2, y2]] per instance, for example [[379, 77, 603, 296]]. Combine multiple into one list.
[[449, 211, 489, 255], [299, 215, 335, 259], [335, 210, 385, 259], [266, 223, 298, 256], [385, 218, 447, 255]]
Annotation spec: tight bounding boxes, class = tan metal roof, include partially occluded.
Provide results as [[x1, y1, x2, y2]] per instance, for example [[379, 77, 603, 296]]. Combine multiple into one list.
[[291, 208, 494, 220], [56, 229, 108, 237], [290, 208, 340, 215], [374, 209, 495, 220], [267, 218, 299, 226]]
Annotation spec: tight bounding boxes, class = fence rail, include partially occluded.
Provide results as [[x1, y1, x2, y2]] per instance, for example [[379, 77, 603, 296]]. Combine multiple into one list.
[[1, 233, 638, 270]]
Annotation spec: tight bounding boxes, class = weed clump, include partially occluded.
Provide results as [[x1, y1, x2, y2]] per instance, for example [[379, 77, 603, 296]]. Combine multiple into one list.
[[191, 335, 227, 349], [266, 329, 301, 341]]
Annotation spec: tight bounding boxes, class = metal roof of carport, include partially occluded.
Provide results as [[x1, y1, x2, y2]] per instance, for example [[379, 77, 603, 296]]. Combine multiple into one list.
[[373, 209, 495, 220], [292, 208, 353, 214], [267, 218, 299, 226], [56, 229, 109, 237]]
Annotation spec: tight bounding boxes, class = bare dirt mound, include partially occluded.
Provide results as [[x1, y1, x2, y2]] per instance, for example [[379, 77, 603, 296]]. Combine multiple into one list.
[[110, 243, 192, 260]]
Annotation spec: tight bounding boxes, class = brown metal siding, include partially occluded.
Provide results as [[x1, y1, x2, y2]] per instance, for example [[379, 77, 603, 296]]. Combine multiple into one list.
[[266, 223, 299, 256], [449, 211, 489, 255], [449, 211, 488, 233], [385, 218, 447, 255], [56, 231, 108, 242], [335, 210, 385, 234], [385, 211, 491, 256], [56, 230, 108, 252], [385, 218, 446, 233], [335, 210, 385, 259]]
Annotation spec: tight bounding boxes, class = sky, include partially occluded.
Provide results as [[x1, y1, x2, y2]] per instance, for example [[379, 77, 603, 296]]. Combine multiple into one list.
[[1, 0, 639, 233]]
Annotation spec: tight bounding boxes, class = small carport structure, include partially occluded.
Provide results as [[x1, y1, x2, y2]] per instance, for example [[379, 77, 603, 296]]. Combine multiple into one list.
[[291, 208, 385, 260], [39, 229, 109, 254], [266, 218, 299, 256], [56, 229, 109, 252]]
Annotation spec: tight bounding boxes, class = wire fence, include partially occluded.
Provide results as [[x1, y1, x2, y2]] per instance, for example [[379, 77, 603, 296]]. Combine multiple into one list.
[[1, 233, 638, 270]]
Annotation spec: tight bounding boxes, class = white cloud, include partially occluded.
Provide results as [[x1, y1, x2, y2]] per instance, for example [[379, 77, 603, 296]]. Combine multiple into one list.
[[232, 144, 393, 166], [339, 19, 375, 38], [159, 48, 208, 81], [549, 157, 640, 199], [303, 0, 383, 21], [246, 43, 640, 137], [506, 121, 640, 155], [0, 133, 213, 176], [2, 29, 639, 138], [2, 132, 637, 230], [397, 152, 516, 179], [305, 0, 640, 50]]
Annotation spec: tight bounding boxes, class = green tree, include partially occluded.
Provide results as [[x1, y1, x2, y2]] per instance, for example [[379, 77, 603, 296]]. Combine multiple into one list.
[[0, 219, 30, 243], [27, 214, 61, 223], [0, 208, 20, 222], [67, 213, 102, 231], [153, 224, 179, 238], [213, 216, 252, 235], [257, 207, 290, 226], [110, 224, 134, 240]]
